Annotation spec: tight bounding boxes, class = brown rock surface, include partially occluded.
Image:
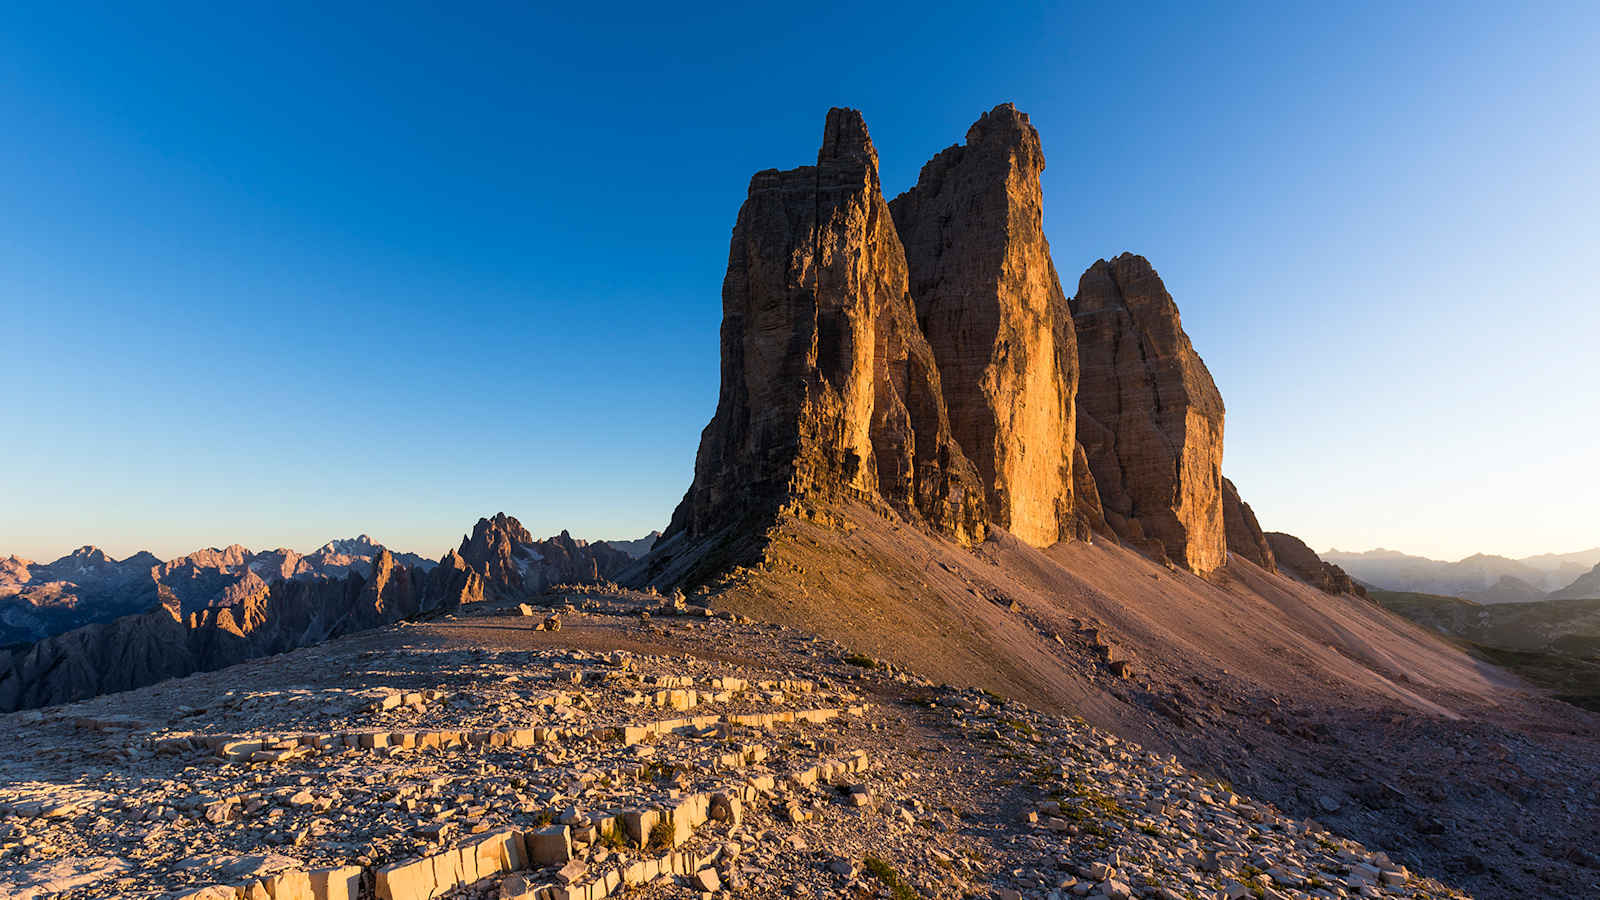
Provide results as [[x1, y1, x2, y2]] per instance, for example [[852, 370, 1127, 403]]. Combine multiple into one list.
[[889, 104, 1079, 547], [1266, 532, 1368, 598], [1071, 254, 1226, 573], [1222, 477, 1277, 572], [1071, 442, 1110, 539], [664, 108, 985, 546]]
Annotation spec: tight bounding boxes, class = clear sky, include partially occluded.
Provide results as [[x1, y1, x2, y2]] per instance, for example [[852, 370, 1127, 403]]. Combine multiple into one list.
[[4, 2, 1597, 563]]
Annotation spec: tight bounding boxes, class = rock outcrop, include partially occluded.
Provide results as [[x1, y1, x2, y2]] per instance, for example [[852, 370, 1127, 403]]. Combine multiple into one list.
[[889, 104, 1080, 546], [1222, 477, 1277, 572], [1266, 532, 1367, 598], [663, 109, 985, 546], [1071, 254, 1227, 573]]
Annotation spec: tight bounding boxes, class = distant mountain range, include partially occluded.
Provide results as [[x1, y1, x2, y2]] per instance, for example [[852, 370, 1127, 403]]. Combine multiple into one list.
[[0, 516, 653, 711], [0, 536, 432, 646], [1322, 546, 1600, 603], [602, 530, 661, 559], [0, 526, 658, 649]]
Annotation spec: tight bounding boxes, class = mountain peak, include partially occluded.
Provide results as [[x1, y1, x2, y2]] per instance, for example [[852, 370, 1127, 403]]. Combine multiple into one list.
[[817, 107, 877, 172]]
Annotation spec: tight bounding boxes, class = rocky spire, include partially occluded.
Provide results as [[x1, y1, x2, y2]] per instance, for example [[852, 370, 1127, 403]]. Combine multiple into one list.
[[1071, 254, 1227, 573], [890, 103, 1081, 546], [664, 108, 986, 545]]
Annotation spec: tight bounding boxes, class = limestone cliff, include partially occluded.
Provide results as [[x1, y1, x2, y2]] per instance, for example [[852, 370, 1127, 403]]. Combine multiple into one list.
[[1071, 254, 1227, 573], [890, 104, 1080, 546], [663, 109, 986, 547]]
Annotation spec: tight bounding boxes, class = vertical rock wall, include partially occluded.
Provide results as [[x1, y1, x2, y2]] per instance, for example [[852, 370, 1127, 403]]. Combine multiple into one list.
[[890, 104, 1080, 546], [1070, 254, 1227, 573]]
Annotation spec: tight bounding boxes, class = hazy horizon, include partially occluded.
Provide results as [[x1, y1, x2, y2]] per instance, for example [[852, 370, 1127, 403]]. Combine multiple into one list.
[[7, 3, 1597, 564], [11, 527, 1600, 573]]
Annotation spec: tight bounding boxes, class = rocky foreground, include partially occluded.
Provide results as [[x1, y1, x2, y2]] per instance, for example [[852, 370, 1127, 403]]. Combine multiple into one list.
[[2, 590, 1466, 900]]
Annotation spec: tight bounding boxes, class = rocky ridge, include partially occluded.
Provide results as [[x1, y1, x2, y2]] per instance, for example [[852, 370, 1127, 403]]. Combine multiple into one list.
[[602, 532, 661, 560], [1222, 478, 1277, 572], [0, 550, 484, 713], [457, 515, 632, 599]]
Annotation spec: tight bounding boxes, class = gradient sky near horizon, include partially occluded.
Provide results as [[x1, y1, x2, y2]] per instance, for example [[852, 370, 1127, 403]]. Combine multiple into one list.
[[4, 2, 1597, 564]]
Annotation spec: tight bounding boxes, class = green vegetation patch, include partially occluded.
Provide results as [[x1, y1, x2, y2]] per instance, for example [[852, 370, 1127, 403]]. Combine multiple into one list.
[[863, 856, 922, 900]]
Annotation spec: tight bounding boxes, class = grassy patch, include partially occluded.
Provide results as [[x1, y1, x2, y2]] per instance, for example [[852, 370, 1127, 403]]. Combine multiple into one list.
[[999, 716, 1038, 737], [843, 653, 879, 669], [646, 819, 674, 850], [863, 856, 921, 900]]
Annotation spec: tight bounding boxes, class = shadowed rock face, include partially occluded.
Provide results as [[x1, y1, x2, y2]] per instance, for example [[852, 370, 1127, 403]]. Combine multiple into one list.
[[890, 103, 1080, 547], [1266, 532, 1367, 598], [1072, 254, 1227, 573], [665, 108, 986, 545], [1223, 477, 1277, 572]]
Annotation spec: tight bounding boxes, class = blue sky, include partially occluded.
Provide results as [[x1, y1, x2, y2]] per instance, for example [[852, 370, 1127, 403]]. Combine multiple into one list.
[[4, 1, 1596, 563]]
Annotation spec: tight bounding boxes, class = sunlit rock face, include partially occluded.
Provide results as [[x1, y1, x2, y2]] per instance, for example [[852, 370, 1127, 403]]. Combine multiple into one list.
[[1071, 254, 1226, 574], [890, 103, 1081, 547], [665, 108, 986, 545]]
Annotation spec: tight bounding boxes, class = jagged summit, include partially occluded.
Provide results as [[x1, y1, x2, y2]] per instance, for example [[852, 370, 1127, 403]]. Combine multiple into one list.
[[457, 513, 632, 597], [817, 106, 876, 170]]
